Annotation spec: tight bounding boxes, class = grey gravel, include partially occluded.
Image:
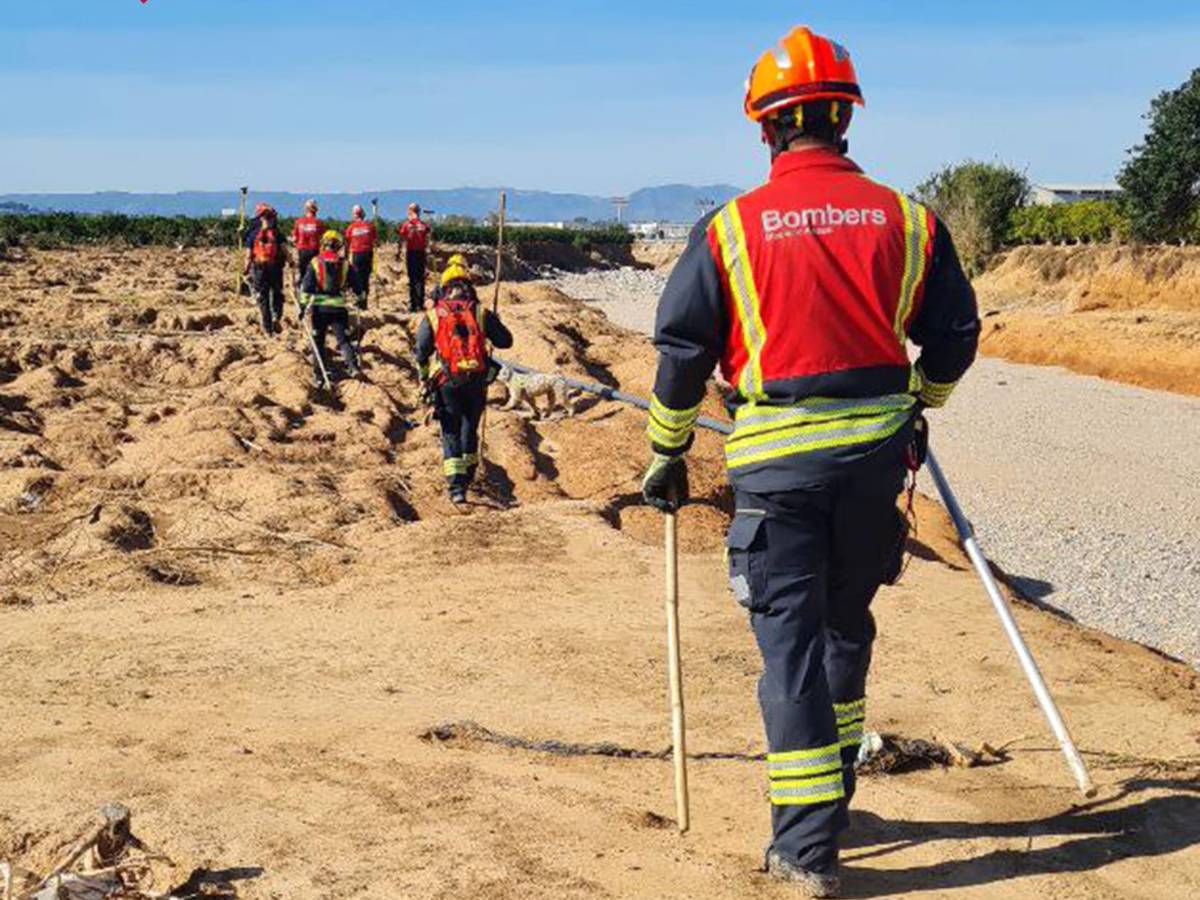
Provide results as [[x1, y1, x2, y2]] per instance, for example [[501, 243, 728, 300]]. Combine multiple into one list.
[[554, 269, 1200, 669]]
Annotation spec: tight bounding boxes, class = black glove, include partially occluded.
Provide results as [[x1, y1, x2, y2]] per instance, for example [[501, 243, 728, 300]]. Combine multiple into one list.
[[420, 380, 437, 408], [641, 452, 689, 513]]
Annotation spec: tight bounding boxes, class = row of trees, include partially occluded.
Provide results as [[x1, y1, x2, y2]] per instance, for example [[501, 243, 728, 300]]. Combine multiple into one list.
[[915, 68, 1200, 274], [0, 213, 632, 251]]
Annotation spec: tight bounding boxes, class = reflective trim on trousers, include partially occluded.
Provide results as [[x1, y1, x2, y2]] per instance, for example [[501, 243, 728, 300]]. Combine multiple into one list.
[[769, 772, 847, 807], [767, 743, 844, 780]]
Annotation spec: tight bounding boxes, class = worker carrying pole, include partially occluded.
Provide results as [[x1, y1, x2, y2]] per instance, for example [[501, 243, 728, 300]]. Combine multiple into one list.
[[640, 26, 980, 898]]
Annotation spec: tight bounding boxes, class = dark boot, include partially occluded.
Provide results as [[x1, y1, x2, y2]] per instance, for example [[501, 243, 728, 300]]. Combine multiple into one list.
[[765, 850, 840, 898]]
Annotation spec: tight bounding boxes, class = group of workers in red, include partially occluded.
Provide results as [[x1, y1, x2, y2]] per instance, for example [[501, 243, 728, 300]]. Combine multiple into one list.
[[240, 196, 512, 507], [242, 198, 433, 334]]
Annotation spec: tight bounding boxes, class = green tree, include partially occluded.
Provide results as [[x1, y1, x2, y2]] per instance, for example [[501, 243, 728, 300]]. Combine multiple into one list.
[[1118, 68, 1200, 243], [915, 161, 1029, 275]]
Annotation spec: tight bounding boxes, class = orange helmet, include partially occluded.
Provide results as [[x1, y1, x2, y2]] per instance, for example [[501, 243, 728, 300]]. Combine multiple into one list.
[[744, 26, 863, 123]]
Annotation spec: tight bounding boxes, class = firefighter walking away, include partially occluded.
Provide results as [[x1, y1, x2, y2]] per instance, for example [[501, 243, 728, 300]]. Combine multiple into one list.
[[640, 25, 980, 898], [397, 202, 432, 313], [345, 204, 377, 308], [415, 260, 512, 505], [293, 198, 324, 290], [299, 230, 364, 387], [243, 203, 287, 335]]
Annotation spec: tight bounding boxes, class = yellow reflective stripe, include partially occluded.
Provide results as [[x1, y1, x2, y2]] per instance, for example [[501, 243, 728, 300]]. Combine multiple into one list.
[[769, 772, 846, 807], [726, 409, 913, 470], [732, 395, 915, 439], [443, 458, 468, 475], [894, 194, 931, 343], [464, 453, 480, 466], [834, 699, 866, 724], [913, 365, 959, 408], [647, 395, 700, 449], [768, 746, 843, 779], [767, 743, 844, 764], [713, 203, 767, 400]]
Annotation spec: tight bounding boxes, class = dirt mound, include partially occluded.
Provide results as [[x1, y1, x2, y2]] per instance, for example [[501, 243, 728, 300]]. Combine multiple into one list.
[[976, 244, 1200, 313], [970, 245, 1200, 396]]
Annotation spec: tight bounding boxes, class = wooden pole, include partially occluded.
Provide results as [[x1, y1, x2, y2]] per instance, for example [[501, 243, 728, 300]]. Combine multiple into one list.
[[664, 511, 690, 833], [371, 198, 380, 277]]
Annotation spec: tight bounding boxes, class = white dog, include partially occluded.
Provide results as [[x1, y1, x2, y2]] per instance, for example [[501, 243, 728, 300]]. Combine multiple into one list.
[[496, 366, 578, 419]]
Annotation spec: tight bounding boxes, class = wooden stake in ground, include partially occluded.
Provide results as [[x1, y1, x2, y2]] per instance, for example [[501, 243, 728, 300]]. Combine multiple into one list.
[[233, 186, 248, 299], [664, 510, 691, 833], [476, 191, 507, 482], [371, 197, 380, 277]]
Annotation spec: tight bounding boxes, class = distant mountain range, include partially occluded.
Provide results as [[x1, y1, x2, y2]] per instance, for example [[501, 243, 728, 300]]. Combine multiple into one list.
[[0, 185, 743, 224]]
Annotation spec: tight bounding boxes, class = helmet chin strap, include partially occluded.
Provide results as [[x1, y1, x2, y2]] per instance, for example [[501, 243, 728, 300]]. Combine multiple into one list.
[[762, 122, 850, 160]]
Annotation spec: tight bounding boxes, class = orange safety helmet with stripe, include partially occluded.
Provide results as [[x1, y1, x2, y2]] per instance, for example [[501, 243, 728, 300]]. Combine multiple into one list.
[[745, 26, 864, 156]]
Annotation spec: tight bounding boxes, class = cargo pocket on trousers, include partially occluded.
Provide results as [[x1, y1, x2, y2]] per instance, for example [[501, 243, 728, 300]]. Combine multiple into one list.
[[726, 512, 768, 612]]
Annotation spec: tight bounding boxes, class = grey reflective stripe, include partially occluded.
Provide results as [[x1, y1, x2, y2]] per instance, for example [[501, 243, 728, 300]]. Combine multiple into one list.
[[718, 205, 765, 399], [726, 410, 911, 464], [770, 780, 845, 801], [768, 750, 843, 776]]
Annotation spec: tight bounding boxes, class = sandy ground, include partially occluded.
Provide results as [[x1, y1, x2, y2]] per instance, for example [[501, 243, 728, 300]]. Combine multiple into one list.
[[1, 247, 1199, 898]]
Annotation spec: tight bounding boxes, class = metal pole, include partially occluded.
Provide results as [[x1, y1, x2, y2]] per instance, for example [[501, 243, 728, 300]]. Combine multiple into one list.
[[477, 191, 508, 481], [664, 511, 691, 833], [292, 283, 331, 392], [926, 450, 1096, 797]]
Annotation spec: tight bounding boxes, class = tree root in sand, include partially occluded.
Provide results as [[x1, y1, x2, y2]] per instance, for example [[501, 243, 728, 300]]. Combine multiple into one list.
[[419, 721, 969, 775]]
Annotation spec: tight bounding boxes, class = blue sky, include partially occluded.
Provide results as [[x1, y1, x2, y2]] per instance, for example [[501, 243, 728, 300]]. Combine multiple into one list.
[[2, 1, 1198, 195]]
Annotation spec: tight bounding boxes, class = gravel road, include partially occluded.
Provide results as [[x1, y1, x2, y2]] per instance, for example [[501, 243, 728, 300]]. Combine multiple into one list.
[[555, 268, 1200, 668]]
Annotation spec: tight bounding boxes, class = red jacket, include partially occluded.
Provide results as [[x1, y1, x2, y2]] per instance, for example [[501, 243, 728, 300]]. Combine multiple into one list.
[[649, 148, 979, 490], [398, 217, 430, 252], [345, 220, 377, 254], [293, 215, 324, 252]]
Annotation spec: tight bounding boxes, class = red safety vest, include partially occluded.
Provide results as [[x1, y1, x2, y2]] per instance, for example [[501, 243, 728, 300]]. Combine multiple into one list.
[[345, 221, 377, 254], [293, 216, 324, 251], [399, 218, 430, 252], [706, 148, 935, 401]]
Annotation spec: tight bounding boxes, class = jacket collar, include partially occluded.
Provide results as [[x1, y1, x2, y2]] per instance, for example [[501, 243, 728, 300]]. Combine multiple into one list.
[[770, 148, 862, 181]]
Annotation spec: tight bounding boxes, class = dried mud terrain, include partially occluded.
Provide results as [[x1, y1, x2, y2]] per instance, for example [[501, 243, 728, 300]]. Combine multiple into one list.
[[1, 248, 1199, 899]]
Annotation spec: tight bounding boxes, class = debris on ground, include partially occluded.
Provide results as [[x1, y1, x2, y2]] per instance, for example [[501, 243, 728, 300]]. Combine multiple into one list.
[[1, 804, 241, 900]]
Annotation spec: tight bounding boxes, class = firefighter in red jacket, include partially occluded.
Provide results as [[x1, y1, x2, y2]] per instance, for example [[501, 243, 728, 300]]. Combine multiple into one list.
[[292, 199, 324, 289], [344, 204, 377, 308], [414, 263, 513, 505], [641, 27, 979, 897], [397, 202, 431, 313]]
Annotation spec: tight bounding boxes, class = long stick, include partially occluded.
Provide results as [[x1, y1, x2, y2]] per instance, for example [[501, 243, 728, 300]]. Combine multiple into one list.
[[233, 186, 248, 299], [492, 191, 507, 313], [371, 198, 380, 277], [292, 283, 331, 392], [664, 511, 691, 833], [926, 450, 1096, 797], [476, 191, 508, 481]]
